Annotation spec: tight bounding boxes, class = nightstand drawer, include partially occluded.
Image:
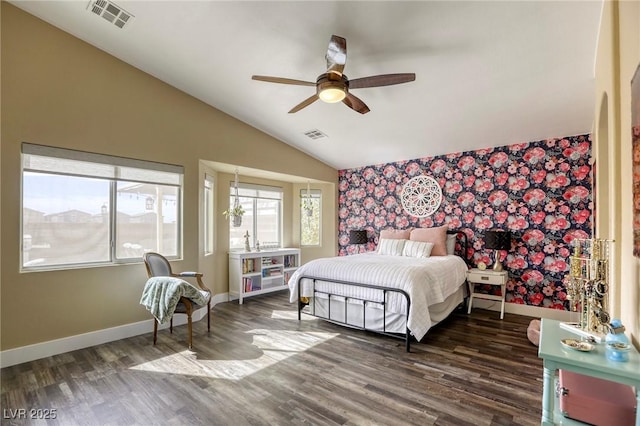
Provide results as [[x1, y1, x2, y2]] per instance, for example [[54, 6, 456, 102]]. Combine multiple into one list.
[[467, 271, 506, 285]]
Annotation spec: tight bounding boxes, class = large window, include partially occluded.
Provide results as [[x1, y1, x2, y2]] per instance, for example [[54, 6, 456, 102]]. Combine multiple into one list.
[[300, 188, 321, 246], [229, 183, 282, 250], [21, 143, 183, 270]]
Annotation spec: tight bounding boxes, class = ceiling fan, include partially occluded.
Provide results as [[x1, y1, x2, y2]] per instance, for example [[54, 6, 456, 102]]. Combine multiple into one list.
[[252, 35, 416, 114]]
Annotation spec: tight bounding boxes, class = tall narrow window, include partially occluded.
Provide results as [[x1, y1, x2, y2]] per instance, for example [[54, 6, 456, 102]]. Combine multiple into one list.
[[21, 143, 183, 270], [300, 188, 321, 246], [203, 174, 214, 255], [228, 183, 282, 250]]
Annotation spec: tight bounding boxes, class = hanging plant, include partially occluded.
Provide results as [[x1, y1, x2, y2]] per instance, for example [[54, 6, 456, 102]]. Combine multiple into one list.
[[223, 204, 245, 225], [223, 168, 244, 227], [302, 198, 314, 216], [302, 181, 314, 217]]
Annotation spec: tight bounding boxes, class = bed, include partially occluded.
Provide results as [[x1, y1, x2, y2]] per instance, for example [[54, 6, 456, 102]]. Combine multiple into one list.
[[288, 228, 469, 351]]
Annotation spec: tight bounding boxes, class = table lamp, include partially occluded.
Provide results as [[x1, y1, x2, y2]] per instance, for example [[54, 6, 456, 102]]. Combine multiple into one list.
[[349, 230, 368, 253], [485, 230, 511, 272]]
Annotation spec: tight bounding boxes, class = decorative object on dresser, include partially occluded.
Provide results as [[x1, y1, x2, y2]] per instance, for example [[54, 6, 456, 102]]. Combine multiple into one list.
[[563, 237, 613, 342], [605, 319, 632, 362], [484, 229, 511, 272], [289, 229, 469, 351], [229, 248, 300, 304], [348, 230, 368, 253], [141, 252, 211, 349], [466, 268, 509, 319]]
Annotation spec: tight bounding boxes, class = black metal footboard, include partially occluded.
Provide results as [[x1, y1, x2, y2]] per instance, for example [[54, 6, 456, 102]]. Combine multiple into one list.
[[295, 275, 412, 352]]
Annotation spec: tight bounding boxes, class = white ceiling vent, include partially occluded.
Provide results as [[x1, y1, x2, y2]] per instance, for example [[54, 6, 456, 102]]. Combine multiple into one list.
[[87, 0, 134, 29], [303, 129, 328, 140]]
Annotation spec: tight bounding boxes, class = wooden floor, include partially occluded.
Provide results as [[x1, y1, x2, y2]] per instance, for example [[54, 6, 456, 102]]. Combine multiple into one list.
[[1, 292, 543, 425]]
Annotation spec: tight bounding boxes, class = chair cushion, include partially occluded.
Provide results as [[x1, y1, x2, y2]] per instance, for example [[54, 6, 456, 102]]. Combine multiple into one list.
[[174, 299, 206, 313]]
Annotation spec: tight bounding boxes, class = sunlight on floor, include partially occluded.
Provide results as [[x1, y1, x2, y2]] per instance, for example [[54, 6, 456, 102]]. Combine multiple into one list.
[[129, 329, 338, 380], [269, 309, 316, 320]]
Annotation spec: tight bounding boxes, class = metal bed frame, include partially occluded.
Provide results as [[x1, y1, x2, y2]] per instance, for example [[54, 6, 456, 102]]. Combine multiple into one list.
[[295, 230, 469, 352]]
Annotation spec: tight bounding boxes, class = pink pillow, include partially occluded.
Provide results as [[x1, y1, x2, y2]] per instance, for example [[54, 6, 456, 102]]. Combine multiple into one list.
[[410, 225, 449, 256], [380, 229, 411, 240]]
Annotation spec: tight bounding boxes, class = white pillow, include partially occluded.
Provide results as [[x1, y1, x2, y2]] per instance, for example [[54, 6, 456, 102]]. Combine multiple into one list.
[[446, 233, 457, 255], [403, 240, 434, 258], [377, 238, 406, 256]]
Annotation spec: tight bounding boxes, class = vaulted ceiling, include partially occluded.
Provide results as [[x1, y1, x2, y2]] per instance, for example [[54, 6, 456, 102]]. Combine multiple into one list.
[[10, 1, 602, 170]]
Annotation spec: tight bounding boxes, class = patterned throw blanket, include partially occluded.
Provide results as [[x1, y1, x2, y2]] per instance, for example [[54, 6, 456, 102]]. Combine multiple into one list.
[[140, 277, 211, 324]]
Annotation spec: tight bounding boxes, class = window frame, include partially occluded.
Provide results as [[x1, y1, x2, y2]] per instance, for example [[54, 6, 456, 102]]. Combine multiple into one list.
[[20, 143, 184, 271], [300, 188, 322, 247], [228, 182, 283, 250], [203, 173, 215, 255]]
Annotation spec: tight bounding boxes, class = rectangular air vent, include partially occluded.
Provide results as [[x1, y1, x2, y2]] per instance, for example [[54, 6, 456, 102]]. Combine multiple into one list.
[[87, 0, 134, 29], [303, 129, 328, 140]]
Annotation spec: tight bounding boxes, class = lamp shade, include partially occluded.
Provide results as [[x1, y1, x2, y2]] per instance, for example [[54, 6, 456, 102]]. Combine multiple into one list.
[[349, 230, 368, 245], [485, 230, 511, 251]]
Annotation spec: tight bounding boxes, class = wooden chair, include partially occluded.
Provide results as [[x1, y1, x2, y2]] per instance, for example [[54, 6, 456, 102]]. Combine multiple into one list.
[[142, 252, 211, 349]]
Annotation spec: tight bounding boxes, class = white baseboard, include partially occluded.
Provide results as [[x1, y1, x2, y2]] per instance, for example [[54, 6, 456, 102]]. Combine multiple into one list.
[[469, 298, 576, 322], [0, 292, 230, 368]]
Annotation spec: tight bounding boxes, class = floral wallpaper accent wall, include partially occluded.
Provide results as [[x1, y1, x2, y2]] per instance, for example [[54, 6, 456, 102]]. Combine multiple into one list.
[[338, 134, 592, 310]]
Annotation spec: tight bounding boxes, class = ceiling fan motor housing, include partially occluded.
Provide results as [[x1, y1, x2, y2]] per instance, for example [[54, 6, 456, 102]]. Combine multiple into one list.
[[317, 74, 348, 103]]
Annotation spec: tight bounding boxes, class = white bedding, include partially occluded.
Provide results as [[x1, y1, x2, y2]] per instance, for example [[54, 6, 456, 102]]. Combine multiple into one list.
[[287, 253, 468, 340]]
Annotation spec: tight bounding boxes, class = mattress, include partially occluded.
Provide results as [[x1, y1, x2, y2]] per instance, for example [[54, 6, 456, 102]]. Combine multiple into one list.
[[288, 252, 468, 340]]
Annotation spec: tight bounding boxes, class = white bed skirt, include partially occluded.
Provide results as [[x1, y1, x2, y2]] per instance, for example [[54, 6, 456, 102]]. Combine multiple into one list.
[[302, 286, 465, 337]]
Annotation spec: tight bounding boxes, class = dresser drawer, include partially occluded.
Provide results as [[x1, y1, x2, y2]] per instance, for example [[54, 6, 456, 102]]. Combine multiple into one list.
[[467, 271, 506, 285]]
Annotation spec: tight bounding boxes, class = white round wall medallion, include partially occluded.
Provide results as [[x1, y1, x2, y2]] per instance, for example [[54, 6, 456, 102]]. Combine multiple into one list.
[[400, 175, 443, 218]]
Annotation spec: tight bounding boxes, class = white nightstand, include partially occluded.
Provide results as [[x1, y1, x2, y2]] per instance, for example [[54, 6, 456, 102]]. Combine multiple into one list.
[[466, 268, 508, 319]]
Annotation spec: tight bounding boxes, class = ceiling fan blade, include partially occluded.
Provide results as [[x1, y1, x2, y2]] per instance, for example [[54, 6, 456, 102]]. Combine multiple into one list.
[[326, 35, 347, 77], [348, 73, 416, 89], [342, 93, 370, 114], [289, 94, 319, 113], [252, 75, 315, 86]]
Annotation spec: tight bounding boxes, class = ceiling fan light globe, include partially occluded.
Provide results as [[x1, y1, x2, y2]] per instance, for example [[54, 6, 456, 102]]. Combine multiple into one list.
[[319, 87, 346, 103]]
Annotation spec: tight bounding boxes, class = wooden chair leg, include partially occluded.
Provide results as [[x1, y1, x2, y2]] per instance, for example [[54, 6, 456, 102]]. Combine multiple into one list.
[[170, 317, 173, 334], [153, 319, 158, 345], [187, 314, 193, 350], [207, 301, 211, 332]]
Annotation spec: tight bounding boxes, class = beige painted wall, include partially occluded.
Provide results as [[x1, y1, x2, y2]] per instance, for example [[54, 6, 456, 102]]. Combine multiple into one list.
[[594, 0, 640, 345], [1, 4, 337, 350]]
